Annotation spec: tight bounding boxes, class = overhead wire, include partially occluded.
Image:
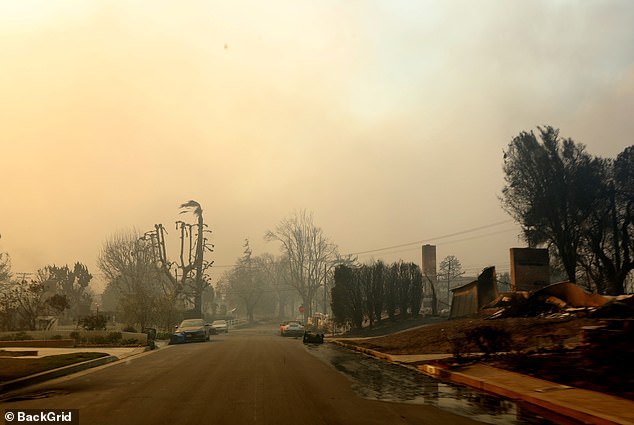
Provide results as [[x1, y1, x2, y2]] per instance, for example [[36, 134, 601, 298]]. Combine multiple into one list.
[[349, 220, 515, 257]]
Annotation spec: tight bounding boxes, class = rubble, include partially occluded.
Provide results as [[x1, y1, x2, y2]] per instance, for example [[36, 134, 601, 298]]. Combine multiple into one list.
[[449, 266, 499, 319], [590, 295, 634, 318], [485, 281, 634, 319]]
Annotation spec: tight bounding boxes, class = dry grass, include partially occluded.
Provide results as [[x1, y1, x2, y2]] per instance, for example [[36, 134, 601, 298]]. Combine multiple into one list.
[[344, 316, 598, 354]]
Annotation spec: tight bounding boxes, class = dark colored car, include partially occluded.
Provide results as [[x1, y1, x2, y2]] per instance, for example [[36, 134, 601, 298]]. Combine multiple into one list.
[[303, 332, 324, 344], [170, 319, 210, 344]]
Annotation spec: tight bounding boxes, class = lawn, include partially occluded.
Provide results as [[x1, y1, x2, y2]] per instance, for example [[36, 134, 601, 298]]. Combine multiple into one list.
[[0, 352, 109, 382]]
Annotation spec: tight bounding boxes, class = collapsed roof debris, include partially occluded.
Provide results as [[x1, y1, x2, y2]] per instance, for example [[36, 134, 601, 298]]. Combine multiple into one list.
[[483, 281, 634, 319]]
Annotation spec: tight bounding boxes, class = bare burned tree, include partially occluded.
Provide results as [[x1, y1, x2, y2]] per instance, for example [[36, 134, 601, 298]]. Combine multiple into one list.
[[139, 201, 214, 323], [141, 224, 181, 328], [265, 210, 339, 323], [177, 200, 214, 318]]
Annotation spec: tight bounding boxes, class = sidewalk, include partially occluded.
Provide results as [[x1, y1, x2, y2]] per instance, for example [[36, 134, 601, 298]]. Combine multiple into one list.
[[330, 339, 634, 425]]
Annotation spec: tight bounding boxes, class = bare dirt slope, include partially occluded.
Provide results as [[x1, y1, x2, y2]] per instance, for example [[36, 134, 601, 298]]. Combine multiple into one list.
[[344, 316, 595, 354]]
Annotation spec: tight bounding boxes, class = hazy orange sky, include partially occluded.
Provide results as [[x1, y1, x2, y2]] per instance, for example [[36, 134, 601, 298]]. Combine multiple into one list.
[[2, 1, 633, 292]]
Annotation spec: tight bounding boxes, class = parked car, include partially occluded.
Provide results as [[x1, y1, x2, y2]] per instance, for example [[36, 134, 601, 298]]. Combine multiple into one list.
[[211, 319, 229, 333], [281, 321, 304, 337], [170, 318, 210, 343], [303, 331, 325, 344]]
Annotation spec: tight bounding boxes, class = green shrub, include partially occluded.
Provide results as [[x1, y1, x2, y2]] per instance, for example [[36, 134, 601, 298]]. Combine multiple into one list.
[[122, 325, 137, 333], [4, 332, 34, 341], [90, 335, 108, 344], [106, 332, 122, 343], [69, 331, 80, 341], [155, 332, 172, 340], [50, 334, 63, 340], [80, 314, 108, 331]]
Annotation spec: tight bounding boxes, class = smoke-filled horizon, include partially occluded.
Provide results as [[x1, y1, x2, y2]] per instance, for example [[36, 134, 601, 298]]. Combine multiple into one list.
[[2, 1, 633, 292]]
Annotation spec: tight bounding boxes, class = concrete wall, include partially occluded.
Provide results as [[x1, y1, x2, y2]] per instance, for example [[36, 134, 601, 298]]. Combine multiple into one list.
[[510, 248, 550, 292]]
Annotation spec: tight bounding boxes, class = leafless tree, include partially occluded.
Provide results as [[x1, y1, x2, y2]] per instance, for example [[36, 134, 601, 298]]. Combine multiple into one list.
[[98, 231, 163, 330], [177, 200, 214, 317], [439, 255, 465, 306], [141, 223, 183, 328], [261, 254, 294, 320], [141, 200, 214, 322], [265, 210, 339, 322], [0, 252, 10, 283]]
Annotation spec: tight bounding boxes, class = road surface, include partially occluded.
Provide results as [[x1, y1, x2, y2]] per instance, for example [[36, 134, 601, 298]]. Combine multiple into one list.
[[1, 325, 531, 425]]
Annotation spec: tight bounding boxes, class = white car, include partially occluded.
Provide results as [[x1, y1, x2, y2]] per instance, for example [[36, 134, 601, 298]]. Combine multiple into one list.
[[211, 320, 229, 333], [281, 321, 304, 337]]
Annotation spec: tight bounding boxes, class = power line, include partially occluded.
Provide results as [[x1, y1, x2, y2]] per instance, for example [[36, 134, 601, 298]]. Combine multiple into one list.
[[354, 227, 519, 259], [435, 227, 518, 246], [348, 220, 514, 256]]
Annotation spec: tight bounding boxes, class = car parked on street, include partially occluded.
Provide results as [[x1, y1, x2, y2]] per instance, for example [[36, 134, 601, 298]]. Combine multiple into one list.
[[281, 321, 304, 337], [170, 318, 211, 343], [212, 319, 229, 333]]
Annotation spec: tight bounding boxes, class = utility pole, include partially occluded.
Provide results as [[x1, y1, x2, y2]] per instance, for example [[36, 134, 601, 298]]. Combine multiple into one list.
[[323, 263, 327, 316], [447, 262, 451, 306]]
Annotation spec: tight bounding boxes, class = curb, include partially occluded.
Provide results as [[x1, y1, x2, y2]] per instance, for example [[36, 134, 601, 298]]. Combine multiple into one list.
[[329, 340, 634, 425], [417, 363, 632, 425], [329, 339, 396, 362]]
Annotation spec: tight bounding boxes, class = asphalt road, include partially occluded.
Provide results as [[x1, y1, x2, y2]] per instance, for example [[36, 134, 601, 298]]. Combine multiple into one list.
[[1, 326, 484, 425]]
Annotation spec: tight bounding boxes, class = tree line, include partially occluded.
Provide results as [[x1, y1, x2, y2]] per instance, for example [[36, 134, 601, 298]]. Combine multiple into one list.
[[99, 200, 215, 331], [1, 207, 343, 332], [217, 210, 352, 324], [215, 241, 301, 323], [4, 126, 628, 333], [331, 261, 423, 329], [501, 126, 633, 295], [0, 261, 93, 331], [0, 200, 215, 332]]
